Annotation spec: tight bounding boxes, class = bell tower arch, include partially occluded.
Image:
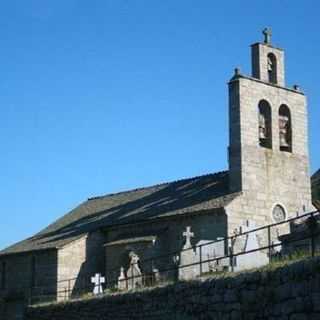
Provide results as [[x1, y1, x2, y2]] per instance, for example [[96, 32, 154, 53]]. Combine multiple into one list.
[[228, 29, 314, 226]]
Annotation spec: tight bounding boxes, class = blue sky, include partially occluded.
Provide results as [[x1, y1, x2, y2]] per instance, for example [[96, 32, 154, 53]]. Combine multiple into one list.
[[0, 1, 319, 249]]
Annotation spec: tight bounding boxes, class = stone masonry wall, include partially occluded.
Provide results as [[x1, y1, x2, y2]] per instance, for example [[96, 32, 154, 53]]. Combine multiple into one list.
[[26, 257, 320, 320], [0, 250, 57, 320], [227, 75, 314, 248], [57, 231, 105, 300], [105, 211, 227, 284], [251, 43, 285, 86]]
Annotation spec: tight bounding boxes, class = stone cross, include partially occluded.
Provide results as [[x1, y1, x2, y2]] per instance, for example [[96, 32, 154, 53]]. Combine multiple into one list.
[[183, 226, 194, 248], [263, 27, 272, 44], [118, 267, 127, 291], [91, 273, 105, 295]]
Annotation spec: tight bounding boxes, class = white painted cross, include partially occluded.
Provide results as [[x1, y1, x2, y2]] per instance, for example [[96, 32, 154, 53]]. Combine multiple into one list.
[[91, 273, 105, 295], [183, 226, 194, 248]]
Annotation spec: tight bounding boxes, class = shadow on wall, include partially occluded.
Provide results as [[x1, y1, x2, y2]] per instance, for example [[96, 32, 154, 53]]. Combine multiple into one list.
[[71, 231, 106, 297], [104, 210, 229, 288], [1, 250, 58, 320]]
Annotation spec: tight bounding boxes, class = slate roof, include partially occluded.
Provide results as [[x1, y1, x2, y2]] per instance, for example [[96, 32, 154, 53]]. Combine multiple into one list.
[[0, 171, 239, 257]]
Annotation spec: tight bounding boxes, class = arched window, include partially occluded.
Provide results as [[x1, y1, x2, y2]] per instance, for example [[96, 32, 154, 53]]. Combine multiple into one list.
[[279, 105, 292, 152], [267, 53, 277, 84], [258, 100, 272, 149], [272, 204, 286, 222]]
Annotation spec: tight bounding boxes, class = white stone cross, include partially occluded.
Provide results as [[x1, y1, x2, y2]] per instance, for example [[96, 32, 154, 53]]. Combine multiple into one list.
[[183, 226, 194, 248], [91, 273, 105, 295]]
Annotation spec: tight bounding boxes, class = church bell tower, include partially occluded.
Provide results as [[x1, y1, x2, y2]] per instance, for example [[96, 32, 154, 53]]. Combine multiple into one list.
[[228, 29, 314, 223]]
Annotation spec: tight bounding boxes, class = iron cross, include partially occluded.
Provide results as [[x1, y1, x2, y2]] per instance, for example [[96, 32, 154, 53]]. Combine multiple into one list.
[[263, 27, 272, 44]]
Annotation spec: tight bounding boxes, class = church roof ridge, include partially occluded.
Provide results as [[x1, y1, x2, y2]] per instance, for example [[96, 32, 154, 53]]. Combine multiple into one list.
[[0, 170, 233, 257], [87, 170, 229, 202]]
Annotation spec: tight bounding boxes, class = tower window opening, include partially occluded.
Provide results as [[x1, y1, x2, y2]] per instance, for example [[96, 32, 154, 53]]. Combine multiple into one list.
[[279, 104, 292, 152], [267, 53, 277, 84], [258, 100, 272, 149]]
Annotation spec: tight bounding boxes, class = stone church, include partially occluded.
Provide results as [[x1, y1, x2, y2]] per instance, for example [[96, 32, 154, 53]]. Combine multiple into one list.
[[0, 30, 316, 319]]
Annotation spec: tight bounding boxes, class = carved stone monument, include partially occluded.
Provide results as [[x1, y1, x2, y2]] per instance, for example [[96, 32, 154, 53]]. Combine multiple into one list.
[[196, 238, 227, 274], [126, 251, 143, 290], [117, 266, 127, 291], [178, 226, 198, 281], [233, 220, 269, 271]]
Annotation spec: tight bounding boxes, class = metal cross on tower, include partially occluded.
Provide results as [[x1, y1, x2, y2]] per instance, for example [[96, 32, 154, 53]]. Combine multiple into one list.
[[263, 27, 272, 44]]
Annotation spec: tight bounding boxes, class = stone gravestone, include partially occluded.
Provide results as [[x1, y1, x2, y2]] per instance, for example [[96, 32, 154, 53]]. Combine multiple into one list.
[[91, 273, 105, 295], [178, 226, 198, 281], [195, 238, 227, 274], [126, 251, 143, 290], [117, 267, 127, 291], [234, 220, 269, 271]]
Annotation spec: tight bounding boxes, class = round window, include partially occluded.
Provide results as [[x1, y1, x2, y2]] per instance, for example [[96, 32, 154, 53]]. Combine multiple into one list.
[[272, 205, 286, 223]]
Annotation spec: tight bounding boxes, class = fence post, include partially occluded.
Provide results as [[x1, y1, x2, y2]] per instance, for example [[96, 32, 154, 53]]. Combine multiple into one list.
[[68, 280, 71, 299], [268, 225, 272, 261], [312, 233, 315, 258], [151, 259, 155, 286], [28, 287, 32, 305], [199, 245, 203, 277], [307, 212, 317, 258], [229, 238, 234, 273], [131, 263, 134, 289]]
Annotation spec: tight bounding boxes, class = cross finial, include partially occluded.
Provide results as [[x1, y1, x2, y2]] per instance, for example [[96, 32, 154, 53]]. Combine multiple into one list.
[[263, 27, 272, 44], [183, 226, 194, 248]]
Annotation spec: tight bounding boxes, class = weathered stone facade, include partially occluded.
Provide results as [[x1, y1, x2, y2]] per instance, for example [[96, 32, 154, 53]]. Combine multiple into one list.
[[0, 30, 317, 319], [57, 231, 105, 300], [104, 211, 227, 286], [226, 39, 314, 255]]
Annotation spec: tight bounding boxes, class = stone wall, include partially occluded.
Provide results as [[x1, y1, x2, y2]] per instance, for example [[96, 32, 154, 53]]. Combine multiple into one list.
[[105, 211, 227, 284], [227, 73, 314, 250], [57, 231, 105, 300], [227, 38, 314, 242], [26, 257, 320, 320], [0, 249, 57, 320]]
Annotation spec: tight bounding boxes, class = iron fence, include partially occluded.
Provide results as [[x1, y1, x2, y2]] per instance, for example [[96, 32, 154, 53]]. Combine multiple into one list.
[[3, 210, 318, 305]]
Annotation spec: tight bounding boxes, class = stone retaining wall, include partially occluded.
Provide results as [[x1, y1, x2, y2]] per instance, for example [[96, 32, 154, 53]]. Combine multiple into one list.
[[26, 257, 320, 320]]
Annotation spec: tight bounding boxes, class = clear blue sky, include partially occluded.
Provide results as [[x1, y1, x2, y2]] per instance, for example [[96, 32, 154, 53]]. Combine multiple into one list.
[[1, 1, 319, 250]]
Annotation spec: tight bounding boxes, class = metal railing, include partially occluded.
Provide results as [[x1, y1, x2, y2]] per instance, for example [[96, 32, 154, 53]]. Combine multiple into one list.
[[3, 210, 318, 305]]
